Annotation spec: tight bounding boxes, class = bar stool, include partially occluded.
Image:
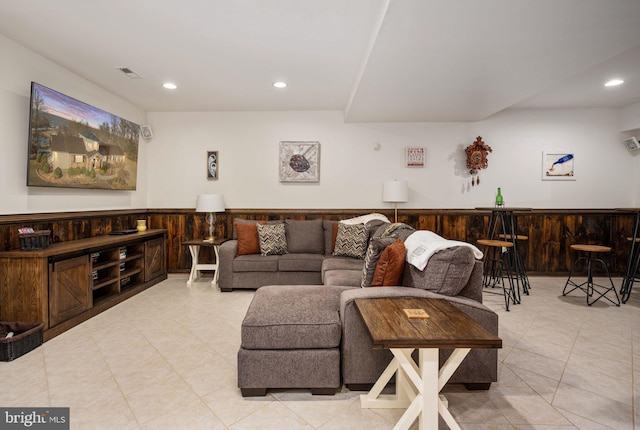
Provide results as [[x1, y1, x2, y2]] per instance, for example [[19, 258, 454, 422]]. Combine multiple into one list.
[[620, 237, 640, 303], [477, 239, 518, 311], [498, 233, 530, 295], [563, 244, 620, 306]]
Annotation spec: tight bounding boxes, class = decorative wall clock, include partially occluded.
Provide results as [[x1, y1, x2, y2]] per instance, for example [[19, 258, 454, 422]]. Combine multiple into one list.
[[465, 136, 492, 186]]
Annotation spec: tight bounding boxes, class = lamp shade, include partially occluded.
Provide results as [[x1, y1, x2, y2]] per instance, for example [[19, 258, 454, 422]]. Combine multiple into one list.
[[382, 180, 409, 203], [196, 194, 225, 212]]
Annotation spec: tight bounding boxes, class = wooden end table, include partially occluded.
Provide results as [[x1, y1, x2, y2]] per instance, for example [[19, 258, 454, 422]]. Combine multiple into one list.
[[181, 238, 228, 286], [355, 297, 502, 430]]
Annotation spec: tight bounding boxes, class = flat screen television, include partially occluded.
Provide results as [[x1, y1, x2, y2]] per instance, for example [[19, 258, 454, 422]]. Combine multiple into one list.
[[27, 82, 140, 190]]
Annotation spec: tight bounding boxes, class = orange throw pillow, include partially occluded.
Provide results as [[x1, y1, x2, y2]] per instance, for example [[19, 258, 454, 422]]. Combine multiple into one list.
[[371, 239, 406, 286], [235, 222, 264, 255]]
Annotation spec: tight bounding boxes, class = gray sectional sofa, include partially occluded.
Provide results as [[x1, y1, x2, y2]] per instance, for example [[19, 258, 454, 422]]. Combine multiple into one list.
[[219, 218, 356, 291], [225, 217, 499, 396]]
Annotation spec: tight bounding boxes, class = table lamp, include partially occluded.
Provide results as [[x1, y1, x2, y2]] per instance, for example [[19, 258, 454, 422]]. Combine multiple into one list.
[[382, 180, 409, 223], [196, 194, 225, 241]]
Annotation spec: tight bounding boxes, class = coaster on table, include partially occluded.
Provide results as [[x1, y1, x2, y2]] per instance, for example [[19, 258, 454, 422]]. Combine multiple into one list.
[[403, 308, 429, 319]]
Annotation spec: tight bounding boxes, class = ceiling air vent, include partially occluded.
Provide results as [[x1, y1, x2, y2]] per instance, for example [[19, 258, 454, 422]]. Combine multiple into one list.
[[117, 67, 143, 79]]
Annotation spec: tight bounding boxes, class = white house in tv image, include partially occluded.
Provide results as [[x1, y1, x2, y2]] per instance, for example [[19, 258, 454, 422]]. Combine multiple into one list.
[[49, 132, 125, 172]]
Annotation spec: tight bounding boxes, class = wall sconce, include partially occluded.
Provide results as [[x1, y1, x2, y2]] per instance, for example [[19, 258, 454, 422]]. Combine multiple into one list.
[[196, 194, 226, 241], [382, 180, 409, 223]]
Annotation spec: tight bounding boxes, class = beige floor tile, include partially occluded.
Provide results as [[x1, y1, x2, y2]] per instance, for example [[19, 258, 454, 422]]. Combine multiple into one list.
[[124, 372, 199, 424], [502, 347, 566, 381], [177, 355, 237, 397], [557, 408, 617, 430], [139, 397, 226, 430], [444, 390, 510, 425], [504, 365, 559, 403], [201, 384, 273, 427], [318, 395, 409, 429], [1, 275, 637, 430], [228, 401, 314, 429], [553, 383, 634, 430], [273, 389, 359, 428], [561, 361, 633, 406], [487, 385, 571, 426]]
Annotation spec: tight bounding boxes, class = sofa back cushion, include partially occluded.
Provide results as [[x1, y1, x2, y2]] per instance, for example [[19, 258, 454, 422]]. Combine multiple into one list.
[[323, 220, 339, 255], [284, 219, 324, 254], [403, 246, 476, 296]]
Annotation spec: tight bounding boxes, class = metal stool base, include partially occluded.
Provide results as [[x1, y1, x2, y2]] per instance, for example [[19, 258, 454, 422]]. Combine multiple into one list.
[[480, 243, 519, 311], [563, 254, 620, 307]]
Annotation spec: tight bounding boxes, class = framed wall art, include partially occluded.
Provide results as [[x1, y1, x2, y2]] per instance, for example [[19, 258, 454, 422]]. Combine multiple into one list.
[[207, 151, 218, 180], [542, 150, 575, 181], [279, 141, 320, 182], [405, 146, 425, 167], [27, 82, 140, 190]]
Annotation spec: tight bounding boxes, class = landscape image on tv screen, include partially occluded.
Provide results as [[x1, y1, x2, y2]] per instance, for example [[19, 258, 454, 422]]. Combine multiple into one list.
[[27, 82, 139, 190]]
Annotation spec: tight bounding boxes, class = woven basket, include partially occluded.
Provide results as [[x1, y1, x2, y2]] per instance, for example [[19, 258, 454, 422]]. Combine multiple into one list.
[[19, 230, 51, 250], [0, 322, 44, 361]]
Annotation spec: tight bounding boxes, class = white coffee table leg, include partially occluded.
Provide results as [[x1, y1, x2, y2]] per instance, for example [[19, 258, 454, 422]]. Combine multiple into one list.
[[437, 348, 470, 430], [361, 347, 471, 430]]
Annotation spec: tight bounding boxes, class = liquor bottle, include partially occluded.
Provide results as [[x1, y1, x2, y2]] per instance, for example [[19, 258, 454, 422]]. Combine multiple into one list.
[[551, 154, 573, 169], [495, 188, 504, 207]]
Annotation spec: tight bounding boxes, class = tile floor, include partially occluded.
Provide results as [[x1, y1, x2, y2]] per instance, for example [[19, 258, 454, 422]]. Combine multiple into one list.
[[0, 275, 637, 429]]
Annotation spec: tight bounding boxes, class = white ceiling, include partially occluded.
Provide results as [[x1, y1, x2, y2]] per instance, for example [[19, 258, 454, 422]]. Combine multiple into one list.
[[1, 0, 639, 122]]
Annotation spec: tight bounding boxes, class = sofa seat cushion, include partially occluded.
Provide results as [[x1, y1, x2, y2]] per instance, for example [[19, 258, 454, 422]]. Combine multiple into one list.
[[322, 257, 364, 287], [242, 285, 347, 350], [233, 254, 279, 272], [322, 256, 364, 272], [278, 253, 324, 272], [324, 270, 362, 287]]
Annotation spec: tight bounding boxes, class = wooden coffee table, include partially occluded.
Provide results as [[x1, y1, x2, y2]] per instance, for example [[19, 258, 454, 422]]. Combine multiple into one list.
[[355, 297, 502, 430]]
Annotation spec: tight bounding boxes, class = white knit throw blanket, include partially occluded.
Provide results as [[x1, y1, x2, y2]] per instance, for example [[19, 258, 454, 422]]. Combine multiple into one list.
[[404, 230, 483, 271]]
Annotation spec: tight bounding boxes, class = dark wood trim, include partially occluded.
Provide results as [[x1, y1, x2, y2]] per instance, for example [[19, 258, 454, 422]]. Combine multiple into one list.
[[1, 208, 637, 276]]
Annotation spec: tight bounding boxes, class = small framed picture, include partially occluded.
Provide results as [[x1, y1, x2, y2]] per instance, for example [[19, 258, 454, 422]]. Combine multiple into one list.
[[405, 147, 425, 167], [207, 151, 218, 180], [542, 151, 575, 181]]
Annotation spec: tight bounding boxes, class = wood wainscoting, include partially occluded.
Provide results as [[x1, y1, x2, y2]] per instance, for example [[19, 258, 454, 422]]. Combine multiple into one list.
[[1, 208, 636, 276]]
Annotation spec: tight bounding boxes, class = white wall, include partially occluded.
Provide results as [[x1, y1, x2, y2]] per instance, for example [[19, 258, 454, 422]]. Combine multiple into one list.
[[619, 102, 640, 206], [146, 107, 635, 210], [0, 34, 148, 215], [1, 32, 637, 214]]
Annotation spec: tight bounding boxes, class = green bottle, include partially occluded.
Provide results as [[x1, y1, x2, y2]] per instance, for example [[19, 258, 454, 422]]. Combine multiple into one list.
[[495, 188, 504, 207]]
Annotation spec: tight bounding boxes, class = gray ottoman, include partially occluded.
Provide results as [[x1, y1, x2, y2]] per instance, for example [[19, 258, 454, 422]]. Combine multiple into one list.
[[238, 284, 352, 396]]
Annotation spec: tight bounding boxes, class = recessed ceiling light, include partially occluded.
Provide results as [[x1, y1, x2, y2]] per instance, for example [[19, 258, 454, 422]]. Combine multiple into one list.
[[273, 81, 287, 88], [163, 82, 177, 90], [604, 79, 624, 87]]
